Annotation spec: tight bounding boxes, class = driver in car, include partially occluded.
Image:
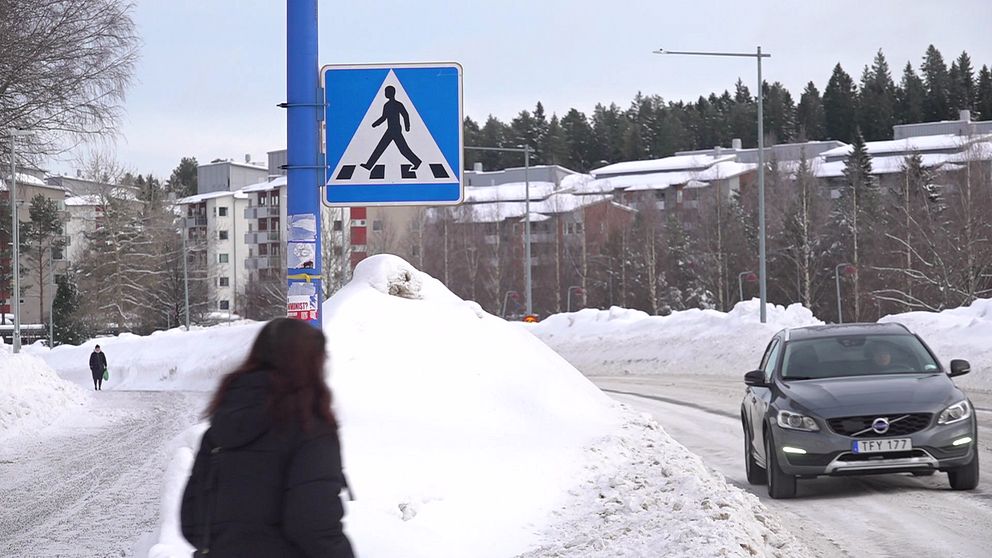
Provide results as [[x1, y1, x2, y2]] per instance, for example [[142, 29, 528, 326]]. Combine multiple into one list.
[[868, 343, 902, 372]]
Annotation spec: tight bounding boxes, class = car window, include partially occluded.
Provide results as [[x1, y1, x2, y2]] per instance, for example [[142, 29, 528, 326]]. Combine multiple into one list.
[[781, 333, 940, 379], [762, 339, 782, 382]]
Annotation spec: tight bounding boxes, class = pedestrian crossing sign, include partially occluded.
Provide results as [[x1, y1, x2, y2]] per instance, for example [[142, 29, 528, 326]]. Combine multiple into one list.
[[322, 62, 463, 206]]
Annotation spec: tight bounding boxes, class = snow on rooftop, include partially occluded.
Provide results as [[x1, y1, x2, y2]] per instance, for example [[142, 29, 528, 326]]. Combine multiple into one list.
[[599, 170, 700, 193], [533, 192, 612, 214], [820, 134, 990, 159], [592, 154, 734, 177], [176, 189, 248, 205], [464, 181, 556, 203], [241, 175, 287, 193], [814, 153, 953, 178]]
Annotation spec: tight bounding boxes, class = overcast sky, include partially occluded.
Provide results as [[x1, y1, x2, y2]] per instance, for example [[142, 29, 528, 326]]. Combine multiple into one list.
[[64, 0, 992, 178]]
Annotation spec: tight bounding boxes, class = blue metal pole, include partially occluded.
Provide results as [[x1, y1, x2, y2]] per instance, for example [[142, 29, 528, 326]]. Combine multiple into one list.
[[286, 0, 322, 328]]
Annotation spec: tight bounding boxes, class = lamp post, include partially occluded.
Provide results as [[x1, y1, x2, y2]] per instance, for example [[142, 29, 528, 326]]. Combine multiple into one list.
[[501, 290, 520, 319], [654, 47, 771, 323], [181, 229, 191, 330], [466, 145, 534, 315], [737, 271, 757, 302], [7, 129, 34, 353], [567, 285, 585, 313], [835, 263, 856, 324]]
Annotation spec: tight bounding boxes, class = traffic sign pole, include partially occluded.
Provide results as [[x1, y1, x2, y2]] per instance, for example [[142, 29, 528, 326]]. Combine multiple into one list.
[[286, 0, 323, 328]]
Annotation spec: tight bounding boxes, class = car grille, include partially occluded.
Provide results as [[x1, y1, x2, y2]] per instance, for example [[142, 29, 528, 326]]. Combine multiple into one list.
[[827, 413, 932, 438]]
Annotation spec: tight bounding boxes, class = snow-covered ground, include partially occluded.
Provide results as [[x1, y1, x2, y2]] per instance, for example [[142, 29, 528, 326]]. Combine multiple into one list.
[[26, 321, 264, 392], [142, 255, 810, 557], [529, 298, 992, 392], [0, 349, 87, 443]]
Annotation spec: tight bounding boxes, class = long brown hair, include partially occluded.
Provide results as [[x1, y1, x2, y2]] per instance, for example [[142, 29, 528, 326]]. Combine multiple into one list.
[[206, 318, 335, 430]]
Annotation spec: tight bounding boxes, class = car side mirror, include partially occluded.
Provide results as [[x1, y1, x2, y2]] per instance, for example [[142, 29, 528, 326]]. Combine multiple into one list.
[[744, 369, 767, 386], [949, 359, 971, 377]]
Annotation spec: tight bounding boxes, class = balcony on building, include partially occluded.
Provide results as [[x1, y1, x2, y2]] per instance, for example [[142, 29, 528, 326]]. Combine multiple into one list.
[[244, 230, 281, 244], [244, 206, 281, 219], [244, 256, 281, 270]]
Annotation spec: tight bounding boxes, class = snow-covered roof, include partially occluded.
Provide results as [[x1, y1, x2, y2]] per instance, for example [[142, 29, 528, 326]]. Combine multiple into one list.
[[464, 181, 557, 203], [177, 189, 248, 205], [820, 134, 988, 159], [592, 154, 735, 177], [594, 170, 700, 193], [0, 173, 62, 192], [454, 202, 529, 223], [533, 193, 612, 214], [242, 175, 287, 193], [813, 153, 953, 178], [694, 161, 755, 181]]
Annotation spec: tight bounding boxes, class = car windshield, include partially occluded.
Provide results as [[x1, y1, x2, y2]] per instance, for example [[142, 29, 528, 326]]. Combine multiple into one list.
[[781, 334, 940, 380]]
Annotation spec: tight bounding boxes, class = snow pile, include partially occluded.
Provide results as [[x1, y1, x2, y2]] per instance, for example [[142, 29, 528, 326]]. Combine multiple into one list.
[[521, 414, 800, 557], [881, 298, 992, 391], [0, 351, 87, 441], [529, 300, 821, 378], [27, 322, 264, 392], [148, 256, 809, 557]]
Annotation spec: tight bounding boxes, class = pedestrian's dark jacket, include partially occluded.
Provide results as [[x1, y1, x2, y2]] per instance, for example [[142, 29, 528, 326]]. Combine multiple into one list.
[[181, 369, 354, 558], [89, 351, 107, 373]]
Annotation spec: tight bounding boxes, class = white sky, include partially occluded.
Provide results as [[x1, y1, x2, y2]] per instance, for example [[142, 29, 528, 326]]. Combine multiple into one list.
[[59, 0, 992, 178]]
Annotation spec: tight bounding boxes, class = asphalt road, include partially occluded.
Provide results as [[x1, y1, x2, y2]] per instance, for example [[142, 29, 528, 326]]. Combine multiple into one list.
[[592, 374, 992, 558]]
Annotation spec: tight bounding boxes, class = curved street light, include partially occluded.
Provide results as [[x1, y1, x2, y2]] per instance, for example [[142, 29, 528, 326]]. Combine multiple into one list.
[[567, 285, 586, 313], [737, 270, 757, 302]]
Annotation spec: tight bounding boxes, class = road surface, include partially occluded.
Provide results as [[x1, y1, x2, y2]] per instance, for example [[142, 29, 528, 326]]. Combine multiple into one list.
[[0, 391, 206, 558], [592, 374, 992, 558]]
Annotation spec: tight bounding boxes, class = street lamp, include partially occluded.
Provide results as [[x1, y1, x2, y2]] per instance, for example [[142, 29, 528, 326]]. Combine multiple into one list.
[[737, 270, 757, 302], [7, 128, 34, 353], [501, 290, 520, 319], [567, 285, 585, 313], [654, 47, 771, 323], [835, 263, 856, 324], [466, 145, 534, 315]]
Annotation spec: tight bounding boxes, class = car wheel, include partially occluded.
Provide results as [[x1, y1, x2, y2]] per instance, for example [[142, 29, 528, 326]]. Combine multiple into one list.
[[765, 430, 797, 499], [744, 421, 767, 485], [948, 449, 980, 491]]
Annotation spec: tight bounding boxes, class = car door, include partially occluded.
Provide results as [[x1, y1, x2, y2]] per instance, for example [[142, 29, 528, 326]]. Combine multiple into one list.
[[750, 336, 783, 463]]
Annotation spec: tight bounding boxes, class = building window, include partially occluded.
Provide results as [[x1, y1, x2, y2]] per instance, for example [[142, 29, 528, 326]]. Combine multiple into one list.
[[271, 244, 280, 256], [218, 277, 230, 287], [271, 194, 280, 206], [372, 219, 383, 232], [258, 219, 268, 231], [52, 248, 65, 260], [332, 246, 343, 256], [219, 300, 230, 310], [259, 244, 269, 256], [676, 189, 683, 203], [258, 194, 267, 206], [218, 206, 229, 217], [219, 253, 229, 264], [333, 220, 343, 231], [218, 230, 229, 240]]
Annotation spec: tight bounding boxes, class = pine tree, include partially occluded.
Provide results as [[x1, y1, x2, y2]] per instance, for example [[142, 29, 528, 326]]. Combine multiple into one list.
[[22, 194, 66, 326], [858, 50, 897, 141], [762, 81, 797, 143], [166, 157, 198, 198], [896, 62, 927, 124], [463, 117, 482, 170], [823, 63, 858, 143], [560, 108, 595, 171], [948, 51, 976, 114], [921, 45, 952, 121], [590, 103, 627, 165], [478, 115, 508, 169], [729, 79, 756, 147], [977, 65, 992, 120], [834, 130, 878, 321], [52, 272, 87, 345], [541, 115, 569, 167], [797, 82, 826, 140]]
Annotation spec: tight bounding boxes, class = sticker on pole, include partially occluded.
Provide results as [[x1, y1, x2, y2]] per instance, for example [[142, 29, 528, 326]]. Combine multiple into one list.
[[322, 62, 463, 206], [287, 282, 319, 321]]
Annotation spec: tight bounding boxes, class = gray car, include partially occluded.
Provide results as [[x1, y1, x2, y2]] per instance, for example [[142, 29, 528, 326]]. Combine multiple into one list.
[[741, 322, 979, 499]]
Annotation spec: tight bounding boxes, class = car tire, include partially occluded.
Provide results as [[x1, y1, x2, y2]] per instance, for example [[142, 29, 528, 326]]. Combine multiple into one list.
[[744, 421, 767, 485], [948, 449, 980, 491], [765, 430, 797, 499]]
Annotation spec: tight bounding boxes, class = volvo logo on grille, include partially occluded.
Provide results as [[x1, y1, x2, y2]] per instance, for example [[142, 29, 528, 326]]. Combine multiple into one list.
[[872, 417, 890, 434]]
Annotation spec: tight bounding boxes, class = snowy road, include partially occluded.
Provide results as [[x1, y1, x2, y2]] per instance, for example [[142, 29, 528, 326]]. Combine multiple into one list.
[[593, 374, 992, 558], [0, 391, 206, 558]]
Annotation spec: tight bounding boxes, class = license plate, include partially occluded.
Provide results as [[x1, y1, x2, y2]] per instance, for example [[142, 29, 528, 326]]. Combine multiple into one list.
[[852, 438, 912, 453]]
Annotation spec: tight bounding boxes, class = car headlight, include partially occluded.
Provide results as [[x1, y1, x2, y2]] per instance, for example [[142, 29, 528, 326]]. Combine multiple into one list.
[[938, 400, 972, 425], [777, 410, 820, 432]]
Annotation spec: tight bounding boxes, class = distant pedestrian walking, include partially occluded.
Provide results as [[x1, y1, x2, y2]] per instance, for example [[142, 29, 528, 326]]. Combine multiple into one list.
[[89, 345, 107, 391], [181, 318, 354, 558], [361, 85, 422, 171]]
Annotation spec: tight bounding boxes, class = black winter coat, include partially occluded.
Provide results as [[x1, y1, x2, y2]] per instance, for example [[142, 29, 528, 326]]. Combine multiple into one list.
[[181, 370, 354, 558], [89, 351, 107, 372]]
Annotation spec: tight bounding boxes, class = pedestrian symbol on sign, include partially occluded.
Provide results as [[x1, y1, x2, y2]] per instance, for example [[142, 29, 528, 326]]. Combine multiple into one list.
[[361, 85, 422, 175]]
